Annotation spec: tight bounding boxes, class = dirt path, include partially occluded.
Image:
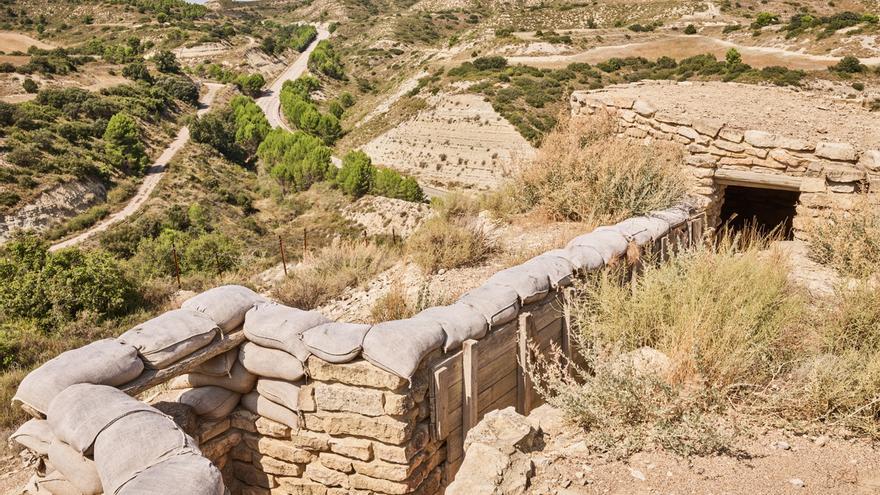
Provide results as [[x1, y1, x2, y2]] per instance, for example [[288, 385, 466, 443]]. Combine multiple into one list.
[[506, 34, 880, 70], [49, 83, 224, 251]]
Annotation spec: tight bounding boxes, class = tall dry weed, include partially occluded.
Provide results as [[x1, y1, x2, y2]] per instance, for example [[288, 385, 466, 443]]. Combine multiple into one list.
[[805, 194, 880, 279]]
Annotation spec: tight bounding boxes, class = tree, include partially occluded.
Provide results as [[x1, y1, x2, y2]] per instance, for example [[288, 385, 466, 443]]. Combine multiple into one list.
[[328, 100, 344, 119], [725, 48, 742, 66], [336, 150, 375, 198], [103, 113, 148, 173], [122, 61, 153, 83], [22, 78, 38, 93], [830, 55, 865, 73], [153, 50, 180, 73], [230, 96, 270, 157], [257, 129, 334, 194], [684, 24, 697, 34], [234, 73, 266, 97]]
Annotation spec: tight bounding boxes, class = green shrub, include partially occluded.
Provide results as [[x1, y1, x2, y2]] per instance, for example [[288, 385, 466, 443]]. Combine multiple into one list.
[[122, 61, 153, 83], [406, 213, 494, 273], [336, 150, 375, 198], [234, 73, 266, 97], [684, 24, 698, 34], [104, 113, 148, 173], [153, 50, 180, 74], [830, 55, 866, 73], [22, 78, 38, 93], [256, 129, 334, 194], [751, 12, 780, 28], [308, 40, 344, 79], [473, 56, 508, 71]]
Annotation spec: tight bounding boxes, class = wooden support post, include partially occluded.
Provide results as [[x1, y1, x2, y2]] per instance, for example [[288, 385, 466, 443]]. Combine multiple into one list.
[[561, 288, 574, 362], [279, 235, 288, 277], [659, 235, 669, 262], [302, 227, 308, 260], [462, 340, 479, 435], [516, 312, 535, 415]]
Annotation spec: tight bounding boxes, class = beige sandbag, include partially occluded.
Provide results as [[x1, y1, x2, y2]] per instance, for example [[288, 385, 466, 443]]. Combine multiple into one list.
[[118, 309, 219, 369], [27, 471, 82, 495], [238, 342, 305, 381], [301, 322, 370, 363], [48, 440, 102, 495], [14, 339, 144, 416], [168, 360, 256, 394], [10, 419, 55, 456], [93, 410, 198, 494], [458, 283, 521, 327], [178, 386, 241, 420], [192, 350, 237, 377], [182, 285, 267, 331], [116, 451, 224, 495], [362, 319, 445, 380], [241, 391, 299, 430], [243, 302, 329, 361], [255, 378, 302, 412]]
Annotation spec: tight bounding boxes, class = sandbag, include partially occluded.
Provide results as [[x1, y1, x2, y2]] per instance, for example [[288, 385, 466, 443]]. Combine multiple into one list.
[[241, 391, 299, 429], [178, 386, 241, 419], [412, 304, 488, 352], [27, 471, 82, 495], [238, 342, 305, 381], [182, 285, 267, 331], [301, 322, 371, 364], [485, 266, 550, 304], [362, 319, 445, 380], [649, 205, 691, 228], [118, 309, 219, 369], [255, 378, 302, 412], [458, 283, 521, 327], [93, 410, 197, 494], [48, 440, 102, 495], [169, 360, 256, 394], [566, 229, 628, 263], [48, 384, 155, 455], [545, 247, 604, 273], [116, 451, 224, 495], [243, 302, 329, 361], [614, 216, 670, 245], [10, 419, 55, 456], [192, 350, 237, 377], [14, 339, 144, 416], [521, 254, 575, 289]]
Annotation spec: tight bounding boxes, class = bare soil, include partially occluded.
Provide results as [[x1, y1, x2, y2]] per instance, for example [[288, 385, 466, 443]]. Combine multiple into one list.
[[0, 32, 54, 52]]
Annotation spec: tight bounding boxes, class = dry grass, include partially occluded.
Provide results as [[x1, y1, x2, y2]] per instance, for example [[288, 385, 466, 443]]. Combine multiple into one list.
[[369, 281, 452, 323], [805, 195, 880, 279], [501, 113, 687, 223], [272, 239, 397, 309]]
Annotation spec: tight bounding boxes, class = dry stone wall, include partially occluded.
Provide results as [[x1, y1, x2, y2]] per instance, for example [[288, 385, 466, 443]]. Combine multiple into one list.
[[571, 90, 880, 239], [10, 205, 703, 495]]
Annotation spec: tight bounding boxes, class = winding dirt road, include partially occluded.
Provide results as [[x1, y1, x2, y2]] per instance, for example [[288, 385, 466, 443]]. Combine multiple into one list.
[[49, 83, 224, 251]]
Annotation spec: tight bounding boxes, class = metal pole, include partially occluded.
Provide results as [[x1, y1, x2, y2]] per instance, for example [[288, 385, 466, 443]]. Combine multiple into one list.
[[172, 243, 182, 289], [279, 235, 288, 276]]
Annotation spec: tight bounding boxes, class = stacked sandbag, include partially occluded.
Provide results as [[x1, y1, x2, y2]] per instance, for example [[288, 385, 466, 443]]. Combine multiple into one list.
[[182, 285, 268, 332], [118, 309, 220, 369], [166, 358, 256, 421]]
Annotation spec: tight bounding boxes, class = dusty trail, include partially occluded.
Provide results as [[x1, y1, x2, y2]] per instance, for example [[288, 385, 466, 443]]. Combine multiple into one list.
[[507, 35, 880, 70], [49, 83, 224, 251]]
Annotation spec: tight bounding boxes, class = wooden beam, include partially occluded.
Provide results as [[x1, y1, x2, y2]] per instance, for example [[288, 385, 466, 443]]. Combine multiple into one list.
[[429, 352, 463, 441], [714, 169, 802, 192], [562, 288, 574, 362], [516, 313, 535, 415], [121, 329, 247, 397], [462, 340, 479, 436]]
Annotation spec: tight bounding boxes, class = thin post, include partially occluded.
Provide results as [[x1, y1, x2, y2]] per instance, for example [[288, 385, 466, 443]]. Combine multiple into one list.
[[391, 227, 396, 244], [171, 243, 182, 289], [516, 312, 535, 415], [561, 288, 574, 362], [462, 340, 479, 435], [279, 235, 288, 277], [302, 227, 308, 260]]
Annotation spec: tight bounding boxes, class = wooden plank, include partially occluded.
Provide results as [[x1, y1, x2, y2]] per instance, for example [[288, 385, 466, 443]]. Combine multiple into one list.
[[446, 426, 464, 463], [562, 288, 575, 361], [477, 371, 516, 414], [536, 318, 563, 352], [714, 168, 802, 191], [476, 346, 517, 393], [527, 295, 564, 331], [430, 351, 463, 441], [516, 312, 535, 415], [475, 319, 518, 365], [480, 387, 517, 420], [462, 340, 479, 436], [122, 329, 247, 397]]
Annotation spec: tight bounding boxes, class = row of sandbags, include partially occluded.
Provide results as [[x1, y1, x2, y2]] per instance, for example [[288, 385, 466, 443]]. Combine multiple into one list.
[[12, 384, 225, 495]]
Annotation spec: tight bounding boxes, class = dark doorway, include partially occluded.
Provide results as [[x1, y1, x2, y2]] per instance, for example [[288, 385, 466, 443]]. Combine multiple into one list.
[[720, 185, 800, 239]]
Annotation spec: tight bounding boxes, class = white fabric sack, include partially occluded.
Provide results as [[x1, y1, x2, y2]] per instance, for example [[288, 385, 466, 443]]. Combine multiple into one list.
[[566, 229, 628, 263], [14, 339, 144, 416], [412, 303, 488, 353], [241, 391, 299, 429], [27, 471, 82, 495], [521, 254, 575, 289], [459, 283, 521, 327], [118, 309, 219, 369], [116, 451, 224, 495], [485, 266, 550, 304], [48, 384, 155, 455], [362, 319, 445, 380], [182, 285, 267, 332], [48, 439, 102, 495], [93, 410, 198, 494], [545, 247, 604, 273], [168, 360, 256, 394], [178, 386, 241, 420], [649, 205, 691, 228], [238, 342, 305, 381], [614, 216, 670, 245], [255, 378, 302, 412], [192, 350, 237, 377], [301, 322, 371, 364], [10, 419, 55, 456], [243, 302, 329, 362]]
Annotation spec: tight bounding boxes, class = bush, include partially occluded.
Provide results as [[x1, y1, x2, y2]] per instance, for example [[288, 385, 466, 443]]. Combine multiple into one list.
[[104, 113, 148, 173], [852, 81, 865, 91], [684, 24, 698, 34], [472, 56, 508, 71], [510, 114, 686, 223], [22, 78, 38, 93], [234, 73, 266, 97], [155, 74, 199, 104], [279, 77, 341, 144], [830, 55, 865, 73], [256, 129, 334, 194], [153, 50, 180, 73], [122, 61, 152, 83], [406, 207, 495, 273], [308, 41, 344, 79], [336, 150, 375, 198], [751, 12, 780, 28], [805, 195, 880, 278]]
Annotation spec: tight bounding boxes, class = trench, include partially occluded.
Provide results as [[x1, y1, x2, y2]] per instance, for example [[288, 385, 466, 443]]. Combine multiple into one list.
[[719, 185, 800, 240]]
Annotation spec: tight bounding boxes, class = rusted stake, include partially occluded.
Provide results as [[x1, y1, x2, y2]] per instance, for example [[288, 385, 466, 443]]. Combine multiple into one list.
[[302, 227, 308, 260], [279, 235, 288, 276], [171, 243, 182, 289]]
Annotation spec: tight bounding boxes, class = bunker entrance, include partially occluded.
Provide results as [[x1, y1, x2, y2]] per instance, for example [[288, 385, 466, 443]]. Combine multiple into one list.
[[720, 185, 800, 240]]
